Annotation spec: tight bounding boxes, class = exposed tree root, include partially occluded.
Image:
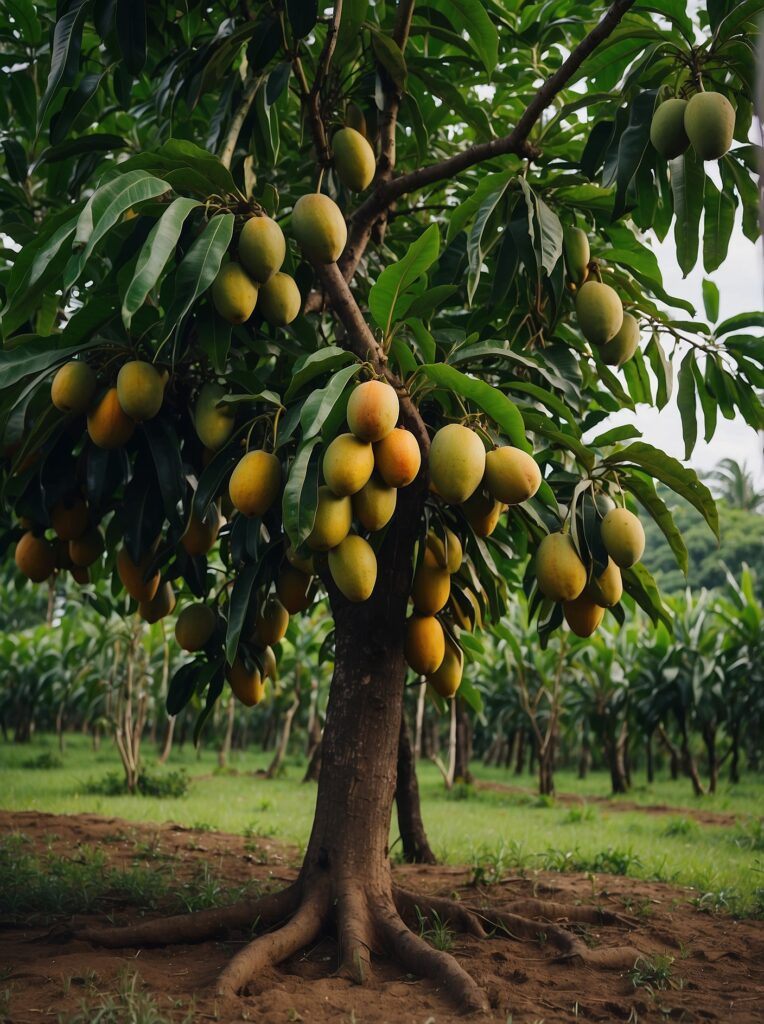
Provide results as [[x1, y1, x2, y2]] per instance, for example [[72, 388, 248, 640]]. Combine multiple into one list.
[[79, 877, 641, 1008], [77, 884, 299, 948]]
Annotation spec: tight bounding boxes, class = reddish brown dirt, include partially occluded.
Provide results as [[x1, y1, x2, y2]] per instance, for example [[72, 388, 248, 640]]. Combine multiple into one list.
[[1, 810, 762, 1023], [475, 780, 743, 827]]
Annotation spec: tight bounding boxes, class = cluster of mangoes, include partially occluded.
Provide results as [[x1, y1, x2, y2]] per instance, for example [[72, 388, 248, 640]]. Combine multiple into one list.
[[564, 227, 640, 367], [535, 502, 645, 638], [650, 90, 736, 162]]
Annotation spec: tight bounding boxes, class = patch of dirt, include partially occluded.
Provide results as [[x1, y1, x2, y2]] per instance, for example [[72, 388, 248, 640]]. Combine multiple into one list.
[[475, 780, 744, 827], [1, 811, 763, 1023]]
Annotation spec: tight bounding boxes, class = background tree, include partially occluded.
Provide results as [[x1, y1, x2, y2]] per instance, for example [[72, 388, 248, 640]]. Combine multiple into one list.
[[0, 0, 762, 1011]]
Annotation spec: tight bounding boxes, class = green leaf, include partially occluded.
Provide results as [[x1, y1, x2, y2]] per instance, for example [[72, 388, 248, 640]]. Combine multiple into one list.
[[420, 364, 531, 454], [702, 175, 735, 273], [670, 149, 704, 276], [622, 563, 673, 630], [300, 363, 360, 440], [226, 565, 258, 665], [0, 335, 105, 388], [691, 356, 717, 444], [336, 0, 369, 56], [612, 90, 658, 219], [162, 213, 234, 340], [521, 411, 595, 469], [5, 0, 42, 46], [66, 170, 171, 289], [424, 0, 498, 72], [38, 133, 128, 164], [286, 0, 317, 38], [121, 197, 201, 328], [621, 470, 688, 575], [142, 418, 185, 528], [285, 346, 356, 401], [701, 279, 719, 323], [369, 224, 440, 338], [166, 662, 200, 716], [38, 1, 88, 128], [370, 29, 407, 91], [196, 306, 231, 375], [603, 442, 718, 538], [50, 72, 102, 145], [467, 181, 510, 302], [282, 436, 321, 549], [2, 140, 27, 183], [715, 311, 764, 335], [534, 197, 563, 276], [116, 0, 147, 75]]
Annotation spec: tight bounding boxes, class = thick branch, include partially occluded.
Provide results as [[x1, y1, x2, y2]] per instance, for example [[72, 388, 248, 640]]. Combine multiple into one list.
[[339, 0, 636, 279], [294, 2, 343, 167]]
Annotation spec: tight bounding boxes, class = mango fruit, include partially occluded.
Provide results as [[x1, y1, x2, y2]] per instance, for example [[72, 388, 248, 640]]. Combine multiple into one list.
[[601, 508, 645, 568], [429, 423, 485, 504], [262, 645, 277, 681], [51, 361, 97, 414], [286, 544, 315, 575], [404, 615, 445, 675], [70, 566, 90, 585], [563, 226, 590, 285], [332, 126, 376, 192], [69, 526, 105, 567], [181, 501, 222, 556], [51, 496, 89, 540], [258, 272, 301, 326], [117, 546, 160, 603], [427, 635, 463, 699], [426, 527, 462, 574], [175, 603, 217, 651], [373, 428, 421, 488], [684, 91, 735, 160], [601, 312, 640, 367], [229, 450, 281, 518], [323, 433, 374, 496], [212, 262, 258, 324], [194, 383, 235, 450], [116, 360, 165, 422], [276, 565, 313, 614], [650, 97, 689, 158], [575, 280, 623, 347], [563, 593, 605, 638], [585, 557, 623, 607], [461, 488, 503, 537], [87, 388, 136, 449], [352, 473, 397, 531], [484, 446, 541, 505], [306, 485, 352, 550], [15, 531, 57, 583], [328, 534, 377, 602], [535, 532, 586, 602], [412, 561, 450, 615], [139, 582, 176, 624], [238, 215, 286, 282], [347, 379, 399, 442], [227, 656, 265, 707], [292, 193, 347, 264], [253, 596, 289, 647]]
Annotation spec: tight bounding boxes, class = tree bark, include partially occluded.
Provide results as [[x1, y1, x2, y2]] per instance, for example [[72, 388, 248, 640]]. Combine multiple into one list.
[[266, 689, 301, 779], [678, 717, 705, 797], [453, 698, 473, 784], [703, 724, 718, 794], [514, 728, 526, 775], [395, 712, 436, 864], [218, 697, 235, 770], [729, 723, 740, 784], [158, 715, 175, 764], [658, 723, 680, 780], [645, 732, 654, 784]]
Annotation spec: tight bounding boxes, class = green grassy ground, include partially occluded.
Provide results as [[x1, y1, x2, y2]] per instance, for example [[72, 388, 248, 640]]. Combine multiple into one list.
[[1, 734, 762, 916]]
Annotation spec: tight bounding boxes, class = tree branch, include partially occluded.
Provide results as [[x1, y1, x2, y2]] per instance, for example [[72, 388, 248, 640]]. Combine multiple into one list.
[[293, 2, 344, 168], [338, 0, 636, 280], [220, 75, 261, 171]]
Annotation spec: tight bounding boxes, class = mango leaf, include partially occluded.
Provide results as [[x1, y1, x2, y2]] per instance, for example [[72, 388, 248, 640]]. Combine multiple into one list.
[[369, 224, 440, 337], [424, 0, 498, 72], [676, 350, 697, 460], [116, 0, 147, 75], [300, 363, 359, 439], [161, 213, 234, 340], [420, 363, 531, 453], [286, 347, 356, 401], [370, 29, 407, 91], [37, 0, 88, 128], [622, 562, 673, 630], [193, 662, 225, 745], [282, 435, 321, 549], [670, 149, 704, 276], [65, 170, 171, 289], [603, 441, 718, 537], [466, 181, 510, 302], [226, 565, 258, 664], [702, 175, 735, 273], [166, 662, 200, 716], [50, 72, 102, 145], [38, 133, 128, 164], [701, 279, 719, 323], [621, 470, 688, 574], [0, 335, 105, 388], [286, 0, 317, 38], [142, 418, 185, 528], [121, 197, 201, 328], [612, 89, 658, 219]]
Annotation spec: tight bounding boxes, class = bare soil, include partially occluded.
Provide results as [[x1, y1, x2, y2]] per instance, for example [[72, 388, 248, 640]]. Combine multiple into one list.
[[1, 810, 762, 1023]]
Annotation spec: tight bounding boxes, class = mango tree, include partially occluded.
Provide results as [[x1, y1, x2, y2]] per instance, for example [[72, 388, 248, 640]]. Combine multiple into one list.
[[1, 0, 762, 1010]]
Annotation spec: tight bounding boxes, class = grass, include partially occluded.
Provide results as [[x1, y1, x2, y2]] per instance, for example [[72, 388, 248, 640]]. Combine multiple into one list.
[[58, 970, 194, 1024], [1, 734, 763, 915]]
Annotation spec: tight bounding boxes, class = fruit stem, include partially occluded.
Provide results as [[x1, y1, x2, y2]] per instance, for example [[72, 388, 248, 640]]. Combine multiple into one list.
[[270, 405, 285, 452]]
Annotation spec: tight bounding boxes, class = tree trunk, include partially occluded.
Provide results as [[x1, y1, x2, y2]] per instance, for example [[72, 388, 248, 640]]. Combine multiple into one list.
[[56, 701, 66, 753], [578, 734, 590, 779], [503, 729, 516, 769], [413, 681, 426, 759], [703, 724, 718, 794], [678, 718, 705, 797], [453, 698, 473, 784], [266, 690, 300, 779], [395, 713, 436, 864], [729, 724, 740, 784], [218, 698, 235, 770], [303, 738, 322, 782], [645, 732, 654, 784], [158, 715, 175, 765], [538, 747, 554, 796], [658, 723, 680, 780], [514, 728, 526, 776]]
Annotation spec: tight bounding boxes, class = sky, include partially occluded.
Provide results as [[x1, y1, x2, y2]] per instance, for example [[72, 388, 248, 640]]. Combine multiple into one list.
[[592, 209, 764, 486]]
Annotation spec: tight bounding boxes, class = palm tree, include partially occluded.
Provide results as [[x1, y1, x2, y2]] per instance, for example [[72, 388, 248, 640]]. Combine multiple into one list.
[[706, 458, 764, 512]]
